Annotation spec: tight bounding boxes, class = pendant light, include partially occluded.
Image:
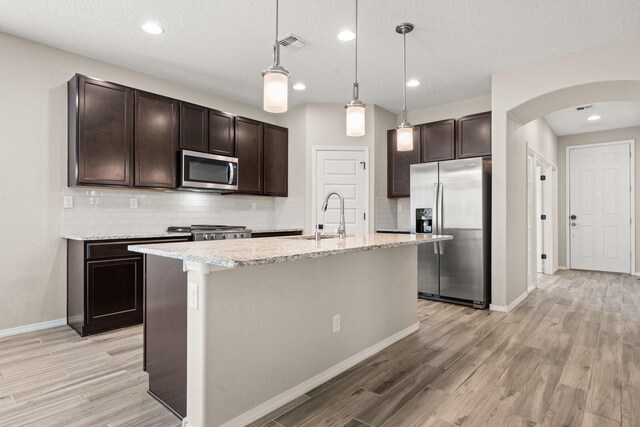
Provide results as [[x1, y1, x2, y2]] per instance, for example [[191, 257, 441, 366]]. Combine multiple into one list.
[[345, 0, 366, 137], [262, 0, 289, 113], [396, 23, 414, 151]]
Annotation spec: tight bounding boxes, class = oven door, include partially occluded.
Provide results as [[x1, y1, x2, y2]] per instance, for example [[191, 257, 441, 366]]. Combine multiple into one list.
[[179, 150, 238, 191]]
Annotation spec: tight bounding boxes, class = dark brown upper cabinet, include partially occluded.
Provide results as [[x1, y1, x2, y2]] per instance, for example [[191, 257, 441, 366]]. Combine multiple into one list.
[[234, 117, 264, 194], [456, 111, 492, 159], [263, 124, 288, 197], [420, 119, 455, 163], [69, 75, 133, 187], [209, 109, 235, 157], [387, 128, 421, 198], [179, 102, 208, 152], [134, 91, 178, 188]]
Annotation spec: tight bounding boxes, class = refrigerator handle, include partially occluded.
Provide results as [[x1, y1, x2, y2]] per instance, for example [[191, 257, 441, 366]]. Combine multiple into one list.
[[432, 183, 439, 254], [438, 183, 444, 254]]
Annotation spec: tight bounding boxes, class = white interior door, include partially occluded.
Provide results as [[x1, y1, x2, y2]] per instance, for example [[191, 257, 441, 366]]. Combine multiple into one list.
[[527, 153, 536, 292], [536, 164, 545, 274], [569, 142, 632, 273], [315, 149, 368, 235]]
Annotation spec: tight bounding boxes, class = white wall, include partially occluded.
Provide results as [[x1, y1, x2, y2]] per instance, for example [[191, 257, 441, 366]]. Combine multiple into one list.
[[491, 38, 640, 308], [0, 32, 290, 331], [280, 103, 396, 234], [525, 118, 558, 166], [557, 126, 640, 269]]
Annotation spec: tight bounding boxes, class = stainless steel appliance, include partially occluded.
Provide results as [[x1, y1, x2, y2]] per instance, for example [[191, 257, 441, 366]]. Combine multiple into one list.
[[410, 158, 491, 308], [179, 150, 238, 191], [167, 225, 251, 241]]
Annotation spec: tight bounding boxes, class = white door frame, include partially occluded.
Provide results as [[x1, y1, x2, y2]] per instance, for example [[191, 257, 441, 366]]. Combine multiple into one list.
[[527, 145, 557, 290], [565, 139, 635, 273], [311, 146, 370, 234]]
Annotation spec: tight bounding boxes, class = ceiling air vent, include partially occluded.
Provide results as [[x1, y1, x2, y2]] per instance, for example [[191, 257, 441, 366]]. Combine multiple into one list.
[[278, 34, 309, 49], [576, 105, 593, 111]]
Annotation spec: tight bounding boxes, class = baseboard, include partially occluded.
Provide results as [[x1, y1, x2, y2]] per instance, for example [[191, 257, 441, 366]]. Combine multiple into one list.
[[0, 318, 67, 339], [214, 322, 420, 427], [490, 291, 528, 313], [558, 266, 568, 270]]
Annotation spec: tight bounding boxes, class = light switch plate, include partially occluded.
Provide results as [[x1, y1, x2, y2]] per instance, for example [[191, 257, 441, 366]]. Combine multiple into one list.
[[188, 283, 199, 310], [63, 196, 73, 209], [251, 202, 257, 211], [130, 198, 138, 209], [397, 203, 403, 212], [332, 314, 341, 333]]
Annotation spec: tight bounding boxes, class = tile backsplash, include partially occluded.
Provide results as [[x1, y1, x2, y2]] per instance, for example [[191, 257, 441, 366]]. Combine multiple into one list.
[[62, 187, 301, 235]]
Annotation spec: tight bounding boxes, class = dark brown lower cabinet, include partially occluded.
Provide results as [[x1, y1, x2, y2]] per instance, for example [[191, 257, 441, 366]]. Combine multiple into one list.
[[86, 257, 142, 333], [67, 236, 188, 337]]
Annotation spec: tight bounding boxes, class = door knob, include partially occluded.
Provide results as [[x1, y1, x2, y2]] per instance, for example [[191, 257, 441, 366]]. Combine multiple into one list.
[[570, 215, 577, 220]]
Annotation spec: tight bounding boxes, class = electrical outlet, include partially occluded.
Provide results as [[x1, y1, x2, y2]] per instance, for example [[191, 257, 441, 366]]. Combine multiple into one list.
[[397, 203, 403, 212], [251, 202, 257, 211], [188, 283, 199, 310], [130, 198, 138, 209], [332, 314, 341, 333], [63, 196, 73, 209]]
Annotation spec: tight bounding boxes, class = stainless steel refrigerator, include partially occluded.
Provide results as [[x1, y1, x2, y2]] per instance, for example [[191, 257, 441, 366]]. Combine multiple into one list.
[[410, 158, 491, 308]]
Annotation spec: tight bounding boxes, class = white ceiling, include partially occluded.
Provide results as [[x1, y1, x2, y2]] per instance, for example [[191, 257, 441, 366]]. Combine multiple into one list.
[[1, 1, 639, 113], [545, 102, 640, 136]]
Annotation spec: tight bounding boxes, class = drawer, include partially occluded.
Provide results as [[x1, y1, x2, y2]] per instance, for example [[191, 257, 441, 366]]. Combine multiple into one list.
[[87, 238, 190, 260]]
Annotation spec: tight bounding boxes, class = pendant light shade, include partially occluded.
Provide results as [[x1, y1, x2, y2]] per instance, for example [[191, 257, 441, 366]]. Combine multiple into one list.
[[263, 67, 289, 113], [345, 0, 366, 137], [262, 0, 289, 113], [346, 100, 366, 136], [397, 125, 414, 151], [395, 23, 414, 151]]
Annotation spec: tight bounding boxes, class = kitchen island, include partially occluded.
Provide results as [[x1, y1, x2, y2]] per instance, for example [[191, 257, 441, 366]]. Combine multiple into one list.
[[129, 232, 452, 427]]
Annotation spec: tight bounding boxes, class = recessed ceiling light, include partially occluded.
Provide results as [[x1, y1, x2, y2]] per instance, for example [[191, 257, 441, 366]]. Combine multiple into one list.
[[587, 114, 601, 121], [142, 22, 164, 35], [292, 83, 306, 91], [406, 79, 421, 87], [337, 30, 356, 41]]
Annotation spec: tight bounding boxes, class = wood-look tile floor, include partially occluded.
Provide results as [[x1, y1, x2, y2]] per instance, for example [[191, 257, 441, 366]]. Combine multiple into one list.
[[0, 270, 639, 426]]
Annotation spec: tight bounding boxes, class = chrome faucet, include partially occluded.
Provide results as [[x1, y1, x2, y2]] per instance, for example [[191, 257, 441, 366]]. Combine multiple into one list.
[[321, 192, 346, 238]]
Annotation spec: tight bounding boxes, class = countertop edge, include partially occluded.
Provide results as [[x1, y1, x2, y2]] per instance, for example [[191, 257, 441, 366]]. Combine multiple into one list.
[[128, 235, 452, 269]]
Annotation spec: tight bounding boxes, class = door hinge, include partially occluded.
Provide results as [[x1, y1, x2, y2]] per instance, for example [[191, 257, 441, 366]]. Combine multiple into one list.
[[541, 254, 547, 260], [363, 212, 366, 220], [540, 175, 546, 181], [541, 214, 547, 220], [360, 161, 366, 170]]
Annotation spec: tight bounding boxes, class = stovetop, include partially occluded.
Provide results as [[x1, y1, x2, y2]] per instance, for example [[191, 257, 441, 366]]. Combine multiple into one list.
[[167, 225, 248, 233]]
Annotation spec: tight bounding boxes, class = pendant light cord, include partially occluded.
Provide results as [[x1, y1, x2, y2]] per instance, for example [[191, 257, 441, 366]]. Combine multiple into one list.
[[402, 30, 407, 123], [273, 0, 280, 66], [352, 0, 359, 101]]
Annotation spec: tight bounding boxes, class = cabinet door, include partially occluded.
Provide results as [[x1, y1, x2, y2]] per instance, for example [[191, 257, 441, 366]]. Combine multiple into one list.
[[87, 257, 143, 334], [134, 91, 178, 188], [73, 76, 133, 186], [179, 102, 208, 152], [234, 117, 263, 194], [263, 124, 288, 196], [456, 111, 492, 158], [387, 128, 421, 198], [421, 119, 455, 162], [209, 109, 235, 156]]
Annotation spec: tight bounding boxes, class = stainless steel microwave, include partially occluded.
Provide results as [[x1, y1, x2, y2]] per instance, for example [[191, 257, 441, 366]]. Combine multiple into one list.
[[179, 150, 238, 191]]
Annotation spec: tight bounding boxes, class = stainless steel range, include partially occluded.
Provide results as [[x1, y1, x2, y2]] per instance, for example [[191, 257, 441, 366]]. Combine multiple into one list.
[[167, 225, 252, 241]]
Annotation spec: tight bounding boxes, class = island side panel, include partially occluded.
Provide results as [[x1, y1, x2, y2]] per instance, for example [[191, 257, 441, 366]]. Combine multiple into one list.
[[189, 244, 418, 427], [145, 255, 188, 418]]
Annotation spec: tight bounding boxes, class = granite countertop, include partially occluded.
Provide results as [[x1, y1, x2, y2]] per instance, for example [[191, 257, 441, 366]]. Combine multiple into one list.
[[62, 231, 193, 241], [128, 232, 453, 269]]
